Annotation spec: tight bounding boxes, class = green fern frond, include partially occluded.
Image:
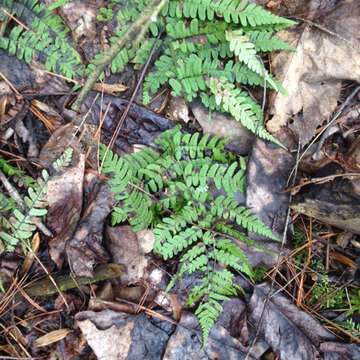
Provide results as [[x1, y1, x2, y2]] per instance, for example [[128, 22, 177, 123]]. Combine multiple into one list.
[[2, 0, 294, 148], [47, 0, 75, 11], [0, 194, 17, 218], [0, 155, 37, 187], [225, 29, 280, 91], [244, 30, 295, 52], [190, 268, 238, 345], [87, 0, 160, 77], [163, 0, 295, 27], [103, 126, 280, 345]]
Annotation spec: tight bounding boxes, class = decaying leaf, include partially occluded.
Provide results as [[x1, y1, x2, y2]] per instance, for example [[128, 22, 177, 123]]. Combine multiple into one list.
[[66, 177, 114, 277], [76, 310, 175, 360], [45, 125, 85, 269], [320, 342, 360, 360], [267, 0, 360, 145], [0, 51, 70, 96], [248, 283, 336, 359], [163, 312, 268, 360], [105, 225, 155, 284], [245, 138, 295, 267]]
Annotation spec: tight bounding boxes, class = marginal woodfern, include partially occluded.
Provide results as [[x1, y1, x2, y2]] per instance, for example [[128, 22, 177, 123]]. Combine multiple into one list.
[[91, 0, 295, 145], [1, 0, 295, 145], [101, 126, 278, 345]]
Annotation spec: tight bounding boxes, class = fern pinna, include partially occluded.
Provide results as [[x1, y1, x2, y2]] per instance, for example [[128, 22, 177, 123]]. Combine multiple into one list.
[[0, 0, 82, 79], [0, 148, 73, 252], [101, 126, 278, 345]]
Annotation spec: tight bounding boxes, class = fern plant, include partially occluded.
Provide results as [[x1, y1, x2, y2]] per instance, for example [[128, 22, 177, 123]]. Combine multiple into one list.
[[87, 0, 295, 146], [0, 148, 73, 252], [101, 126, 278, 344], [0, 154, 38, 188], [1, 0, 294, 144]]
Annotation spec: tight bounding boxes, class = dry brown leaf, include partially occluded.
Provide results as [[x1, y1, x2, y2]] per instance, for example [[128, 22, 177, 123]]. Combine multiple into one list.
[[105, 226, 155, 284], [267, 0, 360, 145], [19, 232, 39, 278]]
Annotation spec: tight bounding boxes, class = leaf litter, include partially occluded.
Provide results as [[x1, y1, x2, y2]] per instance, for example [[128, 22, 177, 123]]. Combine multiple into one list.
[[0, 0, 360, 358]]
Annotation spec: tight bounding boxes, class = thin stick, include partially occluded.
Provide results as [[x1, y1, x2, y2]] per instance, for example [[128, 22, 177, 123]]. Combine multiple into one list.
[[71, 0, 168, 113], [100, 31, 162, 170], [313, 85, 360, 160]]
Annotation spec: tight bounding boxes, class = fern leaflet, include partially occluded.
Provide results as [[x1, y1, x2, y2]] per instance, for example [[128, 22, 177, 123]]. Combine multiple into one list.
[[0, 148, 73, 252]]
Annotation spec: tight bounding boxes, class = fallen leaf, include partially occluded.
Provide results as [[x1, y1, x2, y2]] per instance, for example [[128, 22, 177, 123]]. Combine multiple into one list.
[[267, 0, 360, 145], [245, 138, 295, 267], [76, 310, 175, 360], [45, 125, 85, 269], [0, 51, 70, 96], [163, 312, 269, 359], [66, 176, 114, 277], [248, 283, 336, 359], [105, 225, 155, 284], [320, 341, 360, 360]]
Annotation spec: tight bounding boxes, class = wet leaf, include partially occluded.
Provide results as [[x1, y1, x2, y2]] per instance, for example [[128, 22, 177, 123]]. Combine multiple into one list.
[[245, 138, 295, 267], [163, 312, 268, 359], [66, 177, 114, 277], [76, 310, 175, 360]]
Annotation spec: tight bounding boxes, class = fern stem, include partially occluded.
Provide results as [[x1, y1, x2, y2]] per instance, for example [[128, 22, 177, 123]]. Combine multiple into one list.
[[71, 0, 168, 112]]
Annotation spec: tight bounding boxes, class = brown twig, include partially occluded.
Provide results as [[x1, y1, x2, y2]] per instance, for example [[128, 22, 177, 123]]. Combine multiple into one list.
[[100, 30, 163, 170]]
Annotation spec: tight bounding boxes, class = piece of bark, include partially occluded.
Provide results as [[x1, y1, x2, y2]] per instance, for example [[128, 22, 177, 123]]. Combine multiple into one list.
[[291, 178, 360, 234]]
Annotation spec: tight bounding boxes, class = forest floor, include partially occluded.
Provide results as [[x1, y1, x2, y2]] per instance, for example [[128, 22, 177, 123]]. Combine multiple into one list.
[[0, 0, 359, 359]]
